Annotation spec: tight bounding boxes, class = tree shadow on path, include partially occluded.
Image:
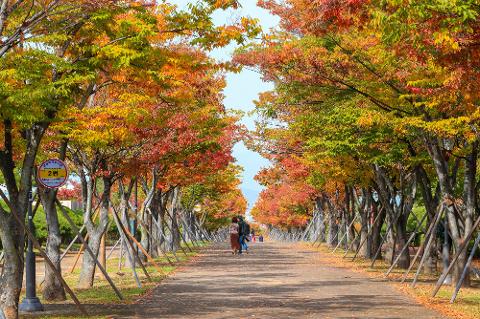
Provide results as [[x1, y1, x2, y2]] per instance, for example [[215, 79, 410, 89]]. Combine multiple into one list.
[[26, 242, 446, 319]]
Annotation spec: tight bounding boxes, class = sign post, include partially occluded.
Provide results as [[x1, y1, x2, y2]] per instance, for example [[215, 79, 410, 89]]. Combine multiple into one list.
[[20, 159, 68, 313], [19, 189, 43, 312]]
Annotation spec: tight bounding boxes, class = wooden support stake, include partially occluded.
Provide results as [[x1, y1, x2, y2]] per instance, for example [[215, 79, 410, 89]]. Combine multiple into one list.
[[31, 197, 41, 218], [110, 206, 152, 282], [385, 211, 428, 277], [301, 215, 316, 242], [100, 233, 106, 269], [139, 217, 175, 266], [61, 202, 102, 261], [401, 205, 444, 283], [192, 214, 212, 241], [111, 208, 166, 275], [66, 210, 101, 272], [61, 230, 82, 261], [411, 208, 444, 287], [165, 208, 193, 253], [149, 213, 181, 262], [162, 214, 189, 257], [342, 216, 363, 258], [179, 214, 200, 248], [118, 238, 124, 271], [111, 209, 142, 288], [450, 233, 480, 303], [69, 234, 88, 273], [106, 238, 121, 259], [370, 207, 403, 268], [56, 199, 124, 300], [351, 211, 385, 261], [432, 214, 480, 297], [310, 216, 325, 247], [333, 214, 358, 253]]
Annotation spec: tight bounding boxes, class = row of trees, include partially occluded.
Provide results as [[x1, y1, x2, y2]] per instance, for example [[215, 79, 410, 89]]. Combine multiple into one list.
[[239, 0, 480, 291], [0, 1, 252, 318]]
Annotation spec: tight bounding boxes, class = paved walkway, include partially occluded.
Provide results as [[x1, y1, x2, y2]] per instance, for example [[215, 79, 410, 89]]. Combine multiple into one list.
[[119, 242, 445, 319]]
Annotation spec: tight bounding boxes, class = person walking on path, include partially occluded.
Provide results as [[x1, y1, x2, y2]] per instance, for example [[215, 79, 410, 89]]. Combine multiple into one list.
[[238, 216, 250, 254], [229, 217, 241, 254], [244, 221, 251, 252]]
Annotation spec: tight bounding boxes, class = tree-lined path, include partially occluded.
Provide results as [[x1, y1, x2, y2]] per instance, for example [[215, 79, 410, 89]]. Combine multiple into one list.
[[2, 1, 480, 318], [118, 242, 444, 319]]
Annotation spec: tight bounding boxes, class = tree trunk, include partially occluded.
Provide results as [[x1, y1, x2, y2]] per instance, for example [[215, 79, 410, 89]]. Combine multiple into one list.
[[326, 201, 339, 248], [359, 211, 370, 258], [99, 234, 106, 268], [452, 246, 470, 287], [425, 136, 477, 287], [158, 191, 168, 251], [78, 174, 112, 288], [453, 142, 477, 287], [119, 179, 135, 268], [394, 215, 410, 269], [370, 205, 385, 260], [316, 213, 326, 243], [373, 164, 415, 268], [147, 213, 158, 258], [345, 187, 358, 251], [169, 189, 181, 252], [384, 214, 395, 264], [424, 221, 439, 274], [0, 215, 23, 319], [188, 211, 198, 242], [416, 165, 440, 274], [40, 189, 66, 301], [140, 223, 150, 262], [150, 188, 163, 256], [77, 230, 103, 289], [355, 189, 372, 258], [314, 198, 326, 243], [0, 121, 46, 318]]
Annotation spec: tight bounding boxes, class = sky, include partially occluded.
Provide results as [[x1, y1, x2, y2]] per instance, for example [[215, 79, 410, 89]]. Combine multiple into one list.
[[171, 0, 279, 211], [210, 2, 279, 211]]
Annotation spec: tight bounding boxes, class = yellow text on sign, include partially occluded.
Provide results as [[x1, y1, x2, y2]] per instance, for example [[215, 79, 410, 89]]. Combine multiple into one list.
[[39, 169, 67, 179]]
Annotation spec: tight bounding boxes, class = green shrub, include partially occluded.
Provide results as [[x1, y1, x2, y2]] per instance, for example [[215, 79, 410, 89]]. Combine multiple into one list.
[[33, 205, 84, 245]]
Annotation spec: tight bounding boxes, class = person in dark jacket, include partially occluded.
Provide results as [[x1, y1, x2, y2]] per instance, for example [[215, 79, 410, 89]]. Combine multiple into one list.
[[238, 216, 250, 254]]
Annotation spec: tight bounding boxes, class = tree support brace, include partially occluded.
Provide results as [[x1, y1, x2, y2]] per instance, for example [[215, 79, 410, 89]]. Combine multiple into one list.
[[110, 205, 152, 282], [432, 213, 480, 297], [111, 207, 166, 276], [55, 199, 124, 300]]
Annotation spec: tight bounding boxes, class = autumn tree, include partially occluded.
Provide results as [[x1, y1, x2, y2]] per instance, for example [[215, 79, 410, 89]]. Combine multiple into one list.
[[238, 0, 480, 286], [0, 1, 136, 315], [0, 0, 259, 315]]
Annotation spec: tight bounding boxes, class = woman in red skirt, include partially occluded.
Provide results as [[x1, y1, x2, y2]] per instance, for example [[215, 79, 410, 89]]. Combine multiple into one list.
[[229, 216, 241, 254]]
